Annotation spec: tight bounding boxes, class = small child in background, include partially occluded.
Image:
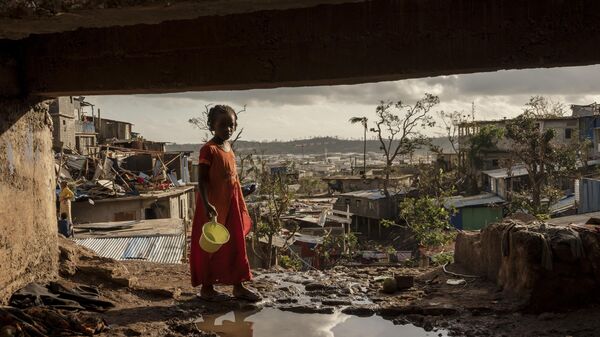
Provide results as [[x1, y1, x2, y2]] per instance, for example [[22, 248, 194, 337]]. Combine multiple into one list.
[[57, 212, 73, 238], [59, 181, 74, 223]]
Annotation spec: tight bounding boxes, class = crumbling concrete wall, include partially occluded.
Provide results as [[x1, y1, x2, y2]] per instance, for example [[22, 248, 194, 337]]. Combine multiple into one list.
[[455, 220, 600, 311], [0, 99, 58, 303]]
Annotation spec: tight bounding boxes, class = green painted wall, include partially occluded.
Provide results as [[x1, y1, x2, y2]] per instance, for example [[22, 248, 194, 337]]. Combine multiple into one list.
[[461, 207, 503, 230]]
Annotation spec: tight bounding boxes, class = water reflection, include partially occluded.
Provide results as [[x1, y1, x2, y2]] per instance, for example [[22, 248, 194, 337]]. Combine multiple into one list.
[[196, 308, 447, 337]]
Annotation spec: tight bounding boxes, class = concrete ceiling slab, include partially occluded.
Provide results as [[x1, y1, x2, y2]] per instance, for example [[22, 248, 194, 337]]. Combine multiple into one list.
[[0, 0, 363, 40], [2, 0, 600, 98]]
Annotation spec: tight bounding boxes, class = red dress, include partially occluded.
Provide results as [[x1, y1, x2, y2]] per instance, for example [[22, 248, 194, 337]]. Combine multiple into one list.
[[190, 141, 253, 286]]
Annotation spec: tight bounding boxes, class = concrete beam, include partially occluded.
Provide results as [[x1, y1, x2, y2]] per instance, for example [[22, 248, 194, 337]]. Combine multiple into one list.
[[0, 41, 21, 98], [0, 0, 365, 40], [14, 0, 600, 97]]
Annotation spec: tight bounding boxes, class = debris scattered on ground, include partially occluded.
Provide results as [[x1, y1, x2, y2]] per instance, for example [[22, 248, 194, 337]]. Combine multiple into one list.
[[8, 233, 600, 336], [10, 282, 114, 312], [446, 278, 466, 286], [382, 278, 397, 294], [55, 147, 192, 205], [0, 306, 107, 337]]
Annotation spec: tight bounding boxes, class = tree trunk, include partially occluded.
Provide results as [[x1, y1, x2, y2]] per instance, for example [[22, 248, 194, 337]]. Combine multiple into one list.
[[363, 126, 367, 176], [267, 235, 273, 269], [532, 184, 541, 214], [383, 161, 391, 198]]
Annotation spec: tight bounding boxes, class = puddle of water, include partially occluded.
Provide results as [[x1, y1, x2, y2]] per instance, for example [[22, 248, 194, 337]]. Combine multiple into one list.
[[195, 308, 448, 337]]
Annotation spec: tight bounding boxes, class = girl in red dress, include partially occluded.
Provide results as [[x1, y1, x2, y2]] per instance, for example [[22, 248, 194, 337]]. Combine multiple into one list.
[[190, 105, 261, 301]]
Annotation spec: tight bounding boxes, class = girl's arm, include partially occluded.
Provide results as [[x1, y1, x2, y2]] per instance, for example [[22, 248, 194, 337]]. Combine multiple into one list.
[[198, 164, 217, 219]]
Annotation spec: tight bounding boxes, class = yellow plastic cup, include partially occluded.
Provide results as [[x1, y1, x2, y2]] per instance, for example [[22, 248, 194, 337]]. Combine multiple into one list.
[[199, 217, 230, 253]]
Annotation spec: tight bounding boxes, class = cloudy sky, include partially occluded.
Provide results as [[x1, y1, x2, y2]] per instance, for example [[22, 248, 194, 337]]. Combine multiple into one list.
[[87, 64, 600, 144]]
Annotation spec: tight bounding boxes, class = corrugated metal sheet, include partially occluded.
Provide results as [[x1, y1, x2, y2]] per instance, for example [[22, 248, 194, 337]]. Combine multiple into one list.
[[549, 195, 576, 215], [444, 193, 505, 209], [482, 166, 528, 179], [579, 178, 600, 214], [74, 234, 185, 264], [339, 189, 407, 200]]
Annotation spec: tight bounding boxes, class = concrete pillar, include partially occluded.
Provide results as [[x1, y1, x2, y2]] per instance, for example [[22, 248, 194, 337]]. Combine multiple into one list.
[[0, 98, 58, 303]]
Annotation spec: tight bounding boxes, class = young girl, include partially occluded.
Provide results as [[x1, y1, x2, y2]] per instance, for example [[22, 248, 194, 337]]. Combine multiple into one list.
[[190, 105, 261, 302]]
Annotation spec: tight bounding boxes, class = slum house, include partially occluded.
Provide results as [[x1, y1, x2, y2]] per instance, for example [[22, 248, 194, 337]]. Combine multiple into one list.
[[108, 138, 167, 152], [302, 161, 337, 176], [436, 152, 459, 172], [482, 165, 576, 215], [282, 202, 352, 239], [333, 189, 404, 239], [577, 177, 600, 214], [49, 96, 99, 155], [323, 175, 413, 194], [100, 146, 193, 188], [349, 160, 380, 176], [445, 193, 505, 230], [56, 137, 195, 224], [97, 117, 133, 143], [350, 164, 418, 177], [458, 112, 590, 187], [72, 185, 195, 223], [481, 165, 529, 200], [247, 197, 351, 269], [572, 103, 600, 157], [268, 162, 300, 183], [75, 99, 99, 156]]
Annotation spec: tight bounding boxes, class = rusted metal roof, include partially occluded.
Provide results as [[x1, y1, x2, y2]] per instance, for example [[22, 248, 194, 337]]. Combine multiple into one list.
[[74, 234, 185, 264]]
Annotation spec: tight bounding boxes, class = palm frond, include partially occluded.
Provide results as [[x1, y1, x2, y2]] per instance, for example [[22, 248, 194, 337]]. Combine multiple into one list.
[[349, 116, 367, 124]]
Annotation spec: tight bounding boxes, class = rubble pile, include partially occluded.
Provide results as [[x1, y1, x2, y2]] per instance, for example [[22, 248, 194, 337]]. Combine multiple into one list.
[[56, 147, 191, 202], [0, 237, 141, 336], [0, 306, 107, 337]]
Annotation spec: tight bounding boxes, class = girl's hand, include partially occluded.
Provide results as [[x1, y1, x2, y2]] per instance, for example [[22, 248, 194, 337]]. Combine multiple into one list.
[[206, 203, 218, 220]]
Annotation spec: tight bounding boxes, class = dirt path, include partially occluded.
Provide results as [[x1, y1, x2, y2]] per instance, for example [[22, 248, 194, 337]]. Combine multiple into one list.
[[55, 238, 600, 336]]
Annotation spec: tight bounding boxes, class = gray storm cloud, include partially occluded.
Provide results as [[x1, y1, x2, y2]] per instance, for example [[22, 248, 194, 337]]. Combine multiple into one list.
[[136, 64, 600, 107], [89, 64, 600, 142]]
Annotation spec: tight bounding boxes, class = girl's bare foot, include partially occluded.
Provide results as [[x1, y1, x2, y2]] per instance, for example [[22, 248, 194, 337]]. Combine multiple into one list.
[[233, 283, 262, 302], [199, 285, 230, 302]]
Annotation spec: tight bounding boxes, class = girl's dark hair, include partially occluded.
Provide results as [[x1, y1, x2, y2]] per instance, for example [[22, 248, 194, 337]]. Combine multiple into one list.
[[207, 105, 237, 131]]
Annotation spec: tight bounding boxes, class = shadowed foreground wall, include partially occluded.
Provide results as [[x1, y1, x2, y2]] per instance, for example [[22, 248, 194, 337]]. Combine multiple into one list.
[[0, 99, 57, 303], [455, 220, 600, 311]]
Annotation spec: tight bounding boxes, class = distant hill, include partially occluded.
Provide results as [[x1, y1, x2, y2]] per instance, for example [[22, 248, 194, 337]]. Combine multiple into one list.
[[167, 136, 454, 155]]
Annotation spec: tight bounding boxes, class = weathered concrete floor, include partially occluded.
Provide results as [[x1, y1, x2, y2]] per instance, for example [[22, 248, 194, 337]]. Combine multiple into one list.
[[57, 238, 600, 337]]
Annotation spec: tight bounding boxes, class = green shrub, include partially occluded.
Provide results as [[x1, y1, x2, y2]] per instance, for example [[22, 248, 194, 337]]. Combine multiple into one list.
[[279, 254, 302, 271]]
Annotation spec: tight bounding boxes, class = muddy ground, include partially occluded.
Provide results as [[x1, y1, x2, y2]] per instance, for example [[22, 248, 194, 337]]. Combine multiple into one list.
[[54, 238, 600, 337]]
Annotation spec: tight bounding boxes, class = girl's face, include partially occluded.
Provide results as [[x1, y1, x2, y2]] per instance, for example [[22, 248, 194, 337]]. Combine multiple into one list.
[[213, 112, 236, 141]]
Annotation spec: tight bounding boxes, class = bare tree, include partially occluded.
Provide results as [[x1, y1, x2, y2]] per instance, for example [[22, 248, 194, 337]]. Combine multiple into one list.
[[253, 157, 294, 268], [237, 152, 255, 184], [504, 96, 587, 217], [188, 104, 247, 147], [437, 102, 476, 156], [371, 94, 439, 197], [438, 110, 465, 155], [522, 96, 565, 118]]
